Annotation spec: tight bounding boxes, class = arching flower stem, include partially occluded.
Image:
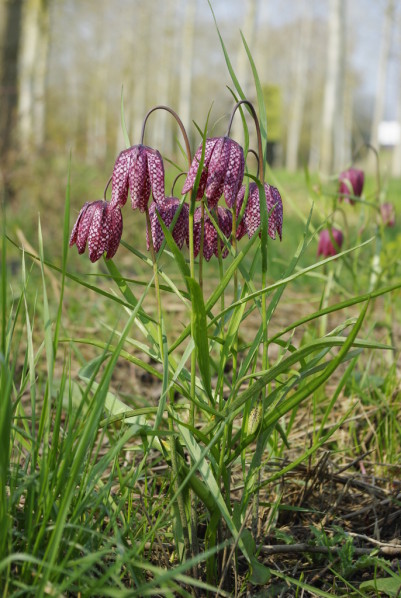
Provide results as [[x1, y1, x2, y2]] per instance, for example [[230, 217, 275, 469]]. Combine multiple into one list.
[[352, 142, 381, 204], [141, 105, 192, 168], [103, 176, 112, 200]]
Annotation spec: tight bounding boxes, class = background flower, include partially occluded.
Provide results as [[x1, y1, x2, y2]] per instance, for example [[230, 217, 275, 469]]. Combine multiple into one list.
[[338, 168, 364, 204], [317, 227, 343, 257]]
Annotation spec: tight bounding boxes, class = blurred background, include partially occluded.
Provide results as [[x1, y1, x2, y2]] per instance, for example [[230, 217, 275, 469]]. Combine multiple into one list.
[[1, 0, 401, 215]]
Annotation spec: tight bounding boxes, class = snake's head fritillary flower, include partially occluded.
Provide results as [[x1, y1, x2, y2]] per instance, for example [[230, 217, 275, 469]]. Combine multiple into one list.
[[235, 185, 248, 241], [70, 200, 123, 262], [182, 137, 245, 209], [317, 228, 343, 257], [241, 183, 283, 241], [338, 168, 364, 205], [380, 202, 395, 227], [146, 198, 189, 253], [191, 206, 232, 261], [110, 145, 165, 212]]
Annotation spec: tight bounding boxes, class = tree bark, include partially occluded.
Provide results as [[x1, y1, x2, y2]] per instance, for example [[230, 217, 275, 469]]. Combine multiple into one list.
[[392, 14, 401, 178], [285, 2, 312, 172], [369, 0, 395, 172], [320, 0, 346, 174], [18, 0, 51, 153], [0, 0, 23, 161], [177, 0, 197, 147]]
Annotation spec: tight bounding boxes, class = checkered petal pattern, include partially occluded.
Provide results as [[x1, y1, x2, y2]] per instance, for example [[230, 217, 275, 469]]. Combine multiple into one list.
[[243, 183, 283, 241], [192, 206, 232, 261], [147, 198, 189, 253], [110, 147, 137, 208], [182, 137, 244, 209], [235, 185, 247, 241], [110, 144, 165, 213], [70, 200, 123, 262]]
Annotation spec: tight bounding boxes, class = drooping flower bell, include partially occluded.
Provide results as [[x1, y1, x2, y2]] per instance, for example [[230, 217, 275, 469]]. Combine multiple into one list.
[[181, 137, 245, 209], [338, 168, 364, 205], [110, 145, 165, 212], [146, 197, 189, 253], [317, 228, 343, 257], [69, 200, 123, 262], [236, 183, 283, 241], [191, 206, 232, 261], [380, 202, 395, 228]]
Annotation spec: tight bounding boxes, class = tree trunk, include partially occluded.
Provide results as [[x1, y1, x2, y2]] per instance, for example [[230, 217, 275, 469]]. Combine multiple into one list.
[[285, 2, 312, 172], [231, 0, 259, 143], [369, 0, 395, 172], [0, 0, 23, 161], [177, 0, 197, 147], [392, 13, 401, 178], [18, 0, 50, 153], [320, 0, 345, 174]]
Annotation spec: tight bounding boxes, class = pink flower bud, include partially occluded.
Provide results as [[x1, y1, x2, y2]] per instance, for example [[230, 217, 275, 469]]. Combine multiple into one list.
[[380, 202, 395, 227], [317, 228, 343, 257], [338, 168, 364, 204]]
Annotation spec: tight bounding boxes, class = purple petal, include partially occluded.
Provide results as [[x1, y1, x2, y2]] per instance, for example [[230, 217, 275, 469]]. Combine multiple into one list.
[[223, 139, 245, 208], [181, 138, 219, 199], [130, 145, 151, 212], [70, 202, 90, 248], [75, 201, 103, 254], [146, 148, 165, 205], [110, 148, 138, 208], [105, 206, 123, 259], [235, 186, 247, 240], [204, 137, 229, 208], [87, 201, 109, 262]]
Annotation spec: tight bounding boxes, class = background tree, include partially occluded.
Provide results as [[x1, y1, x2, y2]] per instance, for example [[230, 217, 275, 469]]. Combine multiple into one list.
[[320, 0, 346, 174], [0, 0, 23, 163]]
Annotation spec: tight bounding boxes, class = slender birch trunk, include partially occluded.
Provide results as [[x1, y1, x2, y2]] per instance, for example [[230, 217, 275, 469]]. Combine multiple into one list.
[[320, 0, 345, 174], [18, 0, 50, 153], [285, 2, 312, 172], [0, 0, 23, 161], [177, 0, 197, 146]]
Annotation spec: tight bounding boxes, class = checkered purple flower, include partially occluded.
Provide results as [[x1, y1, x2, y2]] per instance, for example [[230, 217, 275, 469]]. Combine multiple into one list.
[[110, 145, 165, 212], [191, 206, 232, 261], [317, 228, 343, 257], [146, 198, 189, 253], [182, 137, 245, 209], [237, 183, 283, 241], [69, 200, 123, 262], [338, 168, 364, 205]]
